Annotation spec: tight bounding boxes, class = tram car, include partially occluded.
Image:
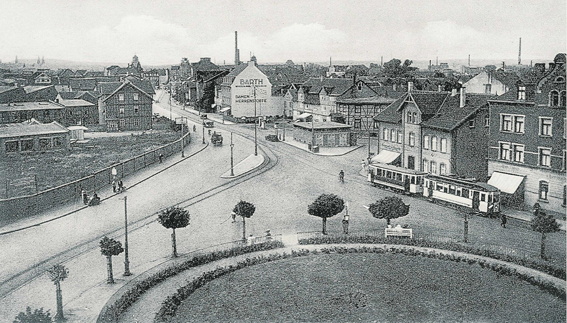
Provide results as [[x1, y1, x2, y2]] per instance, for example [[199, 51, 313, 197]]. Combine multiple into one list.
[[423, 174, 500, 217], [368, 163, 427, 195]]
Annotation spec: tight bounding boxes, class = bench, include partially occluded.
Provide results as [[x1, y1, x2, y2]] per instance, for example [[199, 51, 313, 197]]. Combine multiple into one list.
[[385, 227, 413, 238]]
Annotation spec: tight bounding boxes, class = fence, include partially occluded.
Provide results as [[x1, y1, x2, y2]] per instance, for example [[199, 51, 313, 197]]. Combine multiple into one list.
[[0, 133, 191, 219]]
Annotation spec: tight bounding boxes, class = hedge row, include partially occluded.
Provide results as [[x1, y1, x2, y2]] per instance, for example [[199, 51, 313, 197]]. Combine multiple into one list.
[[154, 246, 565, 322], [97, 240, 285, 323], [298, 235, 566, 280]]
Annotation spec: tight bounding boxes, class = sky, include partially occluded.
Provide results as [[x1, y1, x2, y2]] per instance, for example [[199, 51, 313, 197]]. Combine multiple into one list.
[[0, 0, 565, 66]]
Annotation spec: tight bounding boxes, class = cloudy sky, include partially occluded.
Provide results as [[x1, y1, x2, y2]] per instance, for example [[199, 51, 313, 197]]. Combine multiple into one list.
[[0, 0, 565, 66]]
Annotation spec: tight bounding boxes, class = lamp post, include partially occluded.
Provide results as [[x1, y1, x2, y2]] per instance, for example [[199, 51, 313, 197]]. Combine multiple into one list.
[[202, 125, 205, 144], [121, 196, 131, 276], [176, 117, 186, 157], [253, 85, 258, 156], [311, 117, 315, 151], [230, 132, 234, 176], [169, 86, 172, 121]]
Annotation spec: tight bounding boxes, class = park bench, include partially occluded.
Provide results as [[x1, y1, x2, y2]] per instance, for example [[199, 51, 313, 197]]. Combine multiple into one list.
[[384, 227, 413, 238]]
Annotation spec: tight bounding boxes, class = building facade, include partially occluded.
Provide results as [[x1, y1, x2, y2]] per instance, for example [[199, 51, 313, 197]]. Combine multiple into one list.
[[98, 79, 153, 131], [0, 101, 64, 124], [336, 96, 396, 135], [292, 121, 355, 147], [0, 119, 70, 155]]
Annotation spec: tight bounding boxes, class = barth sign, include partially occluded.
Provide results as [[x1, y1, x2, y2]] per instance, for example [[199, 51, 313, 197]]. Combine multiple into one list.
[[239, 79, 264, 86]]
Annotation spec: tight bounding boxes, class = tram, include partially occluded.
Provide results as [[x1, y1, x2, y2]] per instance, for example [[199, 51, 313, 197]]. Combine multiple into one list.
[[367, 163, 427, 195], [423, 174, 500, 217]]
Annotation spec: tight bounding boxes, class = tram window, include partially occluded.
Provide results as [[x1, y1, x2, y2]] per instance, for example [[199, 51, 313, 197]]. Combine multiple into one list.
[[411, 176, 416, 184], [449, 185, 456, 195], [443, 186, 448, 193], [493, 194, 499, 202], [480, 193, 486, 202], [488, 194, 493, 203], [456, 188, 462, 196], [436, 184, 443, 191], [387, 171, 392, 179], [462, 188, 470, 198], [396, 173, 402, 181]]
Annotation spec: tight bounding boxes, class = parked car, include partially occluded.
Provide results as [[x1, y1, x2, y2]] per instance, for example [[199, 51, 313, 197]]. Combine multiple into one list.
[[265, 134, 279, 142], [200, 114, 208, 119], [203, 120, 214, 128]]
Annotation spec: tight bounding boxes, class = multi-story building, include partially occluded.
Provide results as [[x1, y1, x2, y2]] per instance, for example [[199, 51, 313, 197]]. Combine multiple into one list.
[[487, 53, 566, 215], [336, 96, 396, 135], [462, 70, 519, 95], [98, 78, 154, 131]]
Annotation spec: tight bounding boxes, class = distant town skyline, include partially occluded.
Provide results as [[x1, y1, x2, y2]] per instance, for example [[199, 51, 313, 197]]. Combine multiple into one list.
[[0, 0, 565, 66]]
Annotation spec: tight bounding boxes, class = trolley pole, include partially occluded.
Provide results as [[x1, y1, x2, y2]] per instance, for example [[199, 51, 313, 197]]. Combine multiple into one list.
[[230, 132, 234, 176], [122, 196, 131, 276]]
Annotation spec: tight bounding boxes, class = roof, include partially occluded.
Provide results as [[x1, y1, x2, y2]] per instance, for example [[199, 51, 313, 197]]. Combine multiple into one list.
[[301, 78, 354, 96], [226, 63, 249, 77], [191, 58, 220, 71], [23, 85, 53, 93], [101, 80, 153, 103], [491, 70, 520, 88], [0, 101, 63, 112], [488, 171, 524, 194], [293, 121, 352, 130], [69, 78, 97, 90], [287, 88, 298, 100], [337, 96, 397, 105], [56, 99, 95, 107], [124, 76, 155, 95], [373, 94, 406, 123], [98, 82, 122, 95], [0, 86, 21, 94], [0, 119, 68, 138], [421, 93, 494, 131], [405, 92, 450, 116]]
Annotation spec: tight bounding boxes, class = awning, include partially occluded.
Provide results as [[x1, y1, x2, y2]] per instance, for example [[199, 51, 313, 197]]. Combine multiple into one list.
[[297, 113, 312, 119], [487, 172, 525, 194], [371, 150, 400, 164], [219, 107, 231, 112]]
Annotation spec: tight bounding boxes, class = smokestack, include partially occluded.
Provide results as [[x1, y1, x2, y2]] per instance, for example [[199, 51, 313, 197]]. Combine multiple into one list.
[[468, 54, 470, 66], [518, 37, 521, 65], [408, 81, 414, 93], [235, 31, 239, 65], [429, 60, 432, 70], [437, 84, 442, 92], [460, 87, 466, 108], [330, 57, 332, 67], [436, 56, 438, 65], [380, 56, 383, 67]]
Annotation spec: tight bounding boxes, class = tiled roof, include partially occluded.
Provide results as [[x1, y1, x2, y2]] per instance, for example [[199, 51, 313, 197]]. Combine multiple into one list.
[[304, 92, 320, 105], [69, 78, 97, 91], [337, 96, 396, 105], [0, 101, 63, 112], [293, 121, 352, 130], [421, 93, 494, 131], [125, 76, 155, 95], [301, 78, 354, 96], [0, 86, 19, 94], [287, 88, 298, 100], [491, 70, 520, 88], [408, 92, 450, 116], [98, 82, 122, 95], [0, 119, 68, 138], [57, 91, 79, 99], [226, 63, 249, 77], [101, 80, 154, 103], [23, 85, 53, 93], [56, 99, 95, 107], [191, 59, 221, 71], [373, 94, 406, 123], [84, 71, 105, 78]]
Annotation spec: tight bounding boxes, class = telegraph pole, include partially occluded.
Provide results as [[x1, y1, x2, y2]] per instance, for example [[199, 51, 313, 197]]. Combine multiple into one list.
[[122, 196, 131, 276], [181, 118, 185, 157], [230, 132, 234, 176], [254, 85, 258, 156]]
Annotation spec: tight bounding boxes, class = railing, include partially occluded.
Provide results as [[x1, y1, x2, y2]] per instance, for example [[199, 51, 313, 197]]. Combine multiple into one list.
[[0, 132, 191, 219]]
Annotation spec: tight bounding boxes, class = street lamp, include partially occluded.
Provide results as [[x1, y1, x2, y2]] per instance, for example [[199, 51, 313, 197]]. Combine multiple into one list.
[[230, 132, 235, 176], [253, 85, 258, 156], [120, 196, 131, 276], [202, 125, 205, 144]]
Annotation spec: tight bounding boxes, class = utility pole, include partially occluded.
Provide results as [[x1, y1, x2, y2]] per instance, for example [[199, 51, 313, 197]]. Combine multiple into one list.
[[180, 118, 185, 157], [311, 118, 315, 151], [254, 85, 258, 156], [122, 196, 131, 276], [169, 86, 172, 121], [202, 125, 205, 144], [230, 132, 234, 176]]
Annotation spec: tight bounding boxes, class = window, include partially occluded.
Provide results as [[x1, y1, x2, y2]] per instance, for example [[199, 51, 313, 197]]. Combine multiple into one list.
[[440, 138, 447, 153], [357, 82, 363, 91], [468, 119, 475, 128], [550, 90, 559, 106], [134, 119, 140, 127], [518, 86, 526, 100], [383, 128, 389, 141], [133, 93, 139, 101], [119, 108, 125, 115], [539, 148, 551, 167], [484, 116, 490, 127], [21, 139, 33, 151], [354, 119, 361, 129], [53, 137, 62, 147], [440, 163, 446, 175], [501, 114, 512, 132], [413, 112, 417, 123], [408, 156, 415, 170], [5, 141, 18, 152], [462, 188, 469, 198], [513, 144, 524, 163], [430, 161, 437, 174], [391, 129, 396, 142], [134, 106, 139, 114], [500, 142, 511, 160], [561, 91, 566, 107], [539, 117, 552, 136], [484, 84, 492, 94], [514, 116, 524, 133], [397, 131, 403, 143], [118, 93, 124, 101], [539, 181, 549, 200], [407, 111, 412, 123], [431, 136, 438, 151], [39, 138, 50, 150], [408, 132, 415, 146], [423, 135, 430, 149], [355, 106, 361, 113], [423, 159, 429, 172]]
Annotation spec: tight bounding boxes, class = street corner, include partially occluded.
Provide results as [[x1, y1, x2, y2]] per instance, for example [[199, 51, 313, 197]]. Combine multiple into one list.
[[221, 154, 265, 178]]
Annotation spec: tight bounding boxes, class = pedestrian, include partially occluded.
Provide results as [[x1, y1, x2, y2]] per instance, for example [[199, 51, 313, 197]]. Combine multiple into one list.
[[81, 189, 88, 205], [118, 179, 124, 193], [112, 180, 116, 193], [193, 124, 196, 132], [500, 214, 507, 228], [342, 214, 349, 234], [231, 211, 237, 223], [159, 153, 164, 163]]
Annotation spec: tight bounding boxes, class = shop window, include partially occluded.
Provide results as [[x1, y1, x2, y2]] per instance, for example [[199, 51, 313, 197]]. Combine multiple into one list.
[[21, 139, 33, 151], [5, 141, 18, 153], [539, 181, 549, 200]]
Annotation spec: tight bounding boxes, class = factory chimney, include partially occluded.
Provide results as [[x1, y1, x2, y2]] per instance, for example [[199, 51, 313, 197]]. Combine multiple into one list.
[[468, 54, 470, 66], [518, 37, 522, 65], [235, 31, 240, 65]]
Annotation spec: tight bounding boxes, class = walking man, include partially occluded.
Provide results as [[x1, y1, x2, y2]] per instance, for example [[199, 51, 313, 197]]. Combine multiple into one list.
[[342, 214, 349, 234], [500, 214, 507, 228], [231, 211, 237, 223], [112, 180, 117, 193], [159, 153, 164, 163]]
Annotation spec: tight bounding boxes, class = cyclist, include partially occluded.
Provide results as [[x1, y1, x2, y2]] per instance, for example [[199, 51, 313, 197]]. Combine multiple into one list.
[[339, 170, 345, 183]]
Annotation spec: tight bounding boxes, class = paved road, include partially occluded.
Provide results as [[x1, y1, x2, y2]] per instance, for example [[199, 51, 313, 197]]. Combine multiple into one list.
[[0, 90, 564, 322]]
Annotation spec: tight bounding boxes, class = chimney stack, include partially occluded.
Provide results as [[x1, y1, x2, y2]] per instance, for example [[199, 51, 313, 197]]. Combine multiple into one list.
[[437, 84, 442, 92], [468, 54, 470, 66], [518, 37, 522, 65], [429, 60, 432, 70], [408, 81, 414, 93], [460, 87, 466, 107], [380, 56, 383, 67], [234, 31, 239, 65]]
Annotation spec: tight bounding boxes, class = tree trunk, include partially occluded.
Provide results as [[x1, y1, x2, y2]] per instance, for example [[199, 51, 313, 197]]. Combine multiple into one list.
[[171, 228, 178, 258], [540, 232, 546, 259], [54, 281, 64, 321], [386, 218, 391, 226], [322, 217, 327, 235], [242, 216, 247, 241], [106, 255, 114, 284]]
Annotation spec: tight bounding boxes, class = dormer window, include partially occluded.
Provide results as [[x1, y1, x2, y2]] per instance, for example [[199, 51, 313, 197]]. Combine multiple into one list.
[[554, 76, 565, 83], [517, 86, 526, 100], [357, 82, 363, 91], [550, 90, 559, 106]]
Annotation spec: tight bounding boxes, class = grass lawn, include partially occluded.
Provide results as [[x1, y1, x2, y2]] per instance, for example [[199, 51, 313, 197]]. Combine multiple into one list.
[[0, 130, 182, 198], [173, 253, 565, 323]]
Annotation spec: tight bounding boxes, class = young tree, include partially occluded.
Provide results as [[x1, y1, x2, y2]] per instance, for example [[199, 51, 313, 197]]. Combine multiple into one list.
[[368, 196, 410, 226], [13, 307, 52, 323], [99, 236, 124, 284], [531, 210, 560, 259], [158, 207, 190, 257], [46, 264, 68, 321], [308, 194, 345, 235], [233, 200, 256, 241]]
